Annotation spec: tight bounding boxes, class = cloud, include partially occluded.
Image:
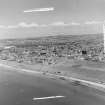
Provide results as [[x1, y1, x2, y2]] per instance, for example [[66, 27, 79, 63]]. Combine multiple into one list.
[[18, 22, 49, 28], [85, 21, 102, 25], [51, 22, 68, 26], [24, 7, 54, 13], [0, 25, 6, 29], [70, 22, 80, 25], [18, 22, 39, 28], [7, 25, 18, 29], [0, 22, 40, 29], [51, 22, 80, 26], [40, 24, 48, 27], [0, 21, 81, 29]]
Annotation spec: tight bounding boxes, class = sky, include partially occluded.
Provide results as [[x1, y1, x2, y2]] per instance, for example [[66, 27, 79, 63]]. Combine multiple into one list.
[[0, 0, 105, 39]]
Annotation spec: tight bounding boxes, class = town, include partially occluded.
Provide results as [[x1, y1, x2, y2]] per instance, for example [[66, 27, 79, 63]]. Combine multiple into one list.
[[0, 34, 105, 65]]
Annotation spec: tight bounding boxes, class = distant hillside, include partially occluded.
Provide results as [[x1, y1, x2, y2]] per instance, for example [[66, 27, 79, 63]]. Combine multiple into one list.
[[0, 33, 103, 47]]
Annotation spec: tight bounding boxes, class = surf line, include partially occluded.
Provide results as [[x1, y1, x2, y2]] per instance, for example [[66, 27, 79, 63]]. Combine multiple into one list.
[[33, 96, 65, 100]]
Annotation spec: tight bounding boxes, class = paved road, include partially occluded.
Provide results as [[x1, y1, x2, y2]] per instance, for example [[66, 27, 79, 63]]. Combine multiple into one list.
[[0, 67, 105, 105]]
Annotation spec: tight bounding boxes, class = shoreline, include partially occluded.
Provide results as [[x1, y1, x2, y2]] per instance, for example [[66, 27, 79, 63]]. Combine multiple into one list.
[[0, 61, 105, 92]]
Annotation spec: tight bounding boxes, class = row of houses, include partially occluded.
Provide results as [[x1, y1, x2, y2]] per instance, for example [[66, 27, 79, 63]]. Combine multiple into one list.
[[0, 43, 105, 64]]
